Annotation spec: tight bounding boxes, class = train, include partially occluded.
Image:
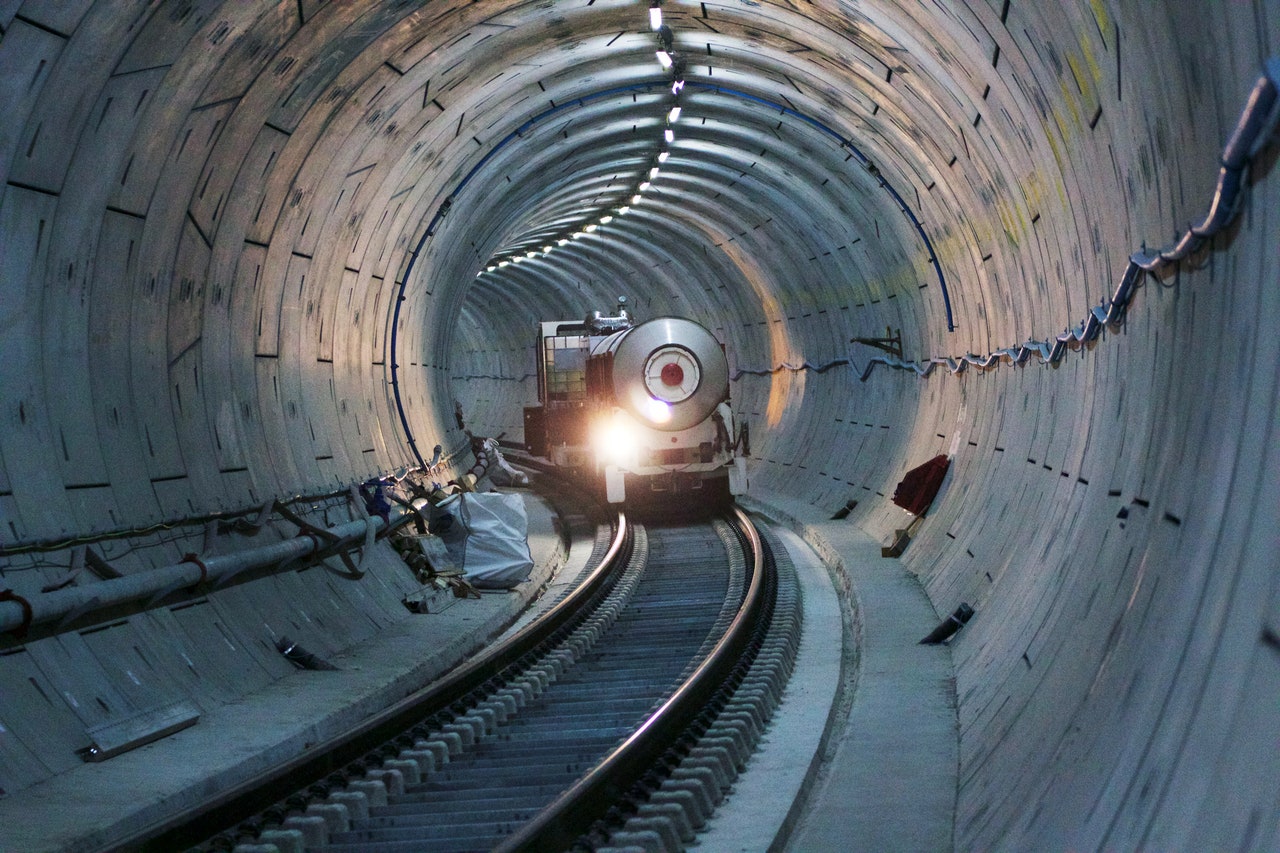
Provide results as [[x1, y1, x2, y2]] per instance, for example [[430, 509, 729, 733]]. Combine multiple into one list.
[[523, 299, 748, 506]]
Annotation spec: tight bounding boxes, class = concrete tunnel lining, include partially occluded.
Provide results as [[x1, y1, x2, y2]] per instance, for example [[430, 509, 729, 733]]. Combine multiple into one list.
[[0, 1, 1278, 850]]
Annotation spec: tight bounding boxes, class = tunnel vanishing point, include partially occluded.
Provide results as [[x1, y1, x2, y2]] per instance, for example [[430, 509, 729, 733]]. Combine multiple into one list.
[[0, 1, 1277, 850]]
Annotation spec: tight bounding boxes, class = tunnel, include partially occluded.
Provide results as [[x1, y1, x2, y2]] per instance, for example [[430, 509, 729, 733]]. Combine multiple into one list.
[[0, 1, 1277, 850]]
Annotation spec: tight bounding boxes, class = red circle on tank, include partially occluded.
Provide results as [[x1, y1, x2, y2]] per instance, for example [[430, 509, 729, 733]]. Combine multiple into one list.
[[660, 362, 684, 387]]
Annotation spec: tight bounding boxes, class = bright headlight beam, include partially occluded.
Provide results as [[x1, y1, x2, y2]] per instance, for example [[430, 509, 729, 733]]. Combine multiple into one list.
[[643, 398, 672, 424]]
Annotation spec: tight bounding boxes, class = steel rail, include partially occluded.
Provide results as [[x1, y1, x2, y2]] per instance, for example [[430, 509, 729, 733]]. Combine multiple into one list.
[[494, 505, 766, 852], [122, 513, 631, 852]]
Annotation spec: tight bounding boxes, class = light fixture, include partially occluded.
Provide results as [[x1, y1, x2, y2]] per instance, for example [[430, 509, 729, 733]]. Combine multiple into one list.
[[649, 166, 660, 179], [671, 79, 685, 95], [649, 3, 662, 30], [658, 151, 670, 163], [656, 50, 673, 69], [558, 238, 569, 246], [631, 194, 642, 204], [585, 223, 598, 232], [543, 245, 553, 253], [599, 215, 613, 224], [639, 181, 652, 192], [664, 128, 674, 143], [618, 205, 631, 215], [498, 260, 510, 268], [667, 106, 682, 123]]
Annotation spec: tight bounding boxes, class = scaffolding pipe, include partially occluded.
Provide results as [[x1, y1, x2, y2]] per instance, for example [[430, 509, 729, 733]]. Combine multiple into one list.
[[0, 501, 424, 638]]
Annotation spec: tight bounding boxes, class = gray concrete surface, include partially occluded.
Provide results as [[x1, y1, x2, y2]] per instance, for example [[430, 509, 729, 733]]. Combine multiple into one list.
[[0, 491, 572, 853], [697, 516, 845, 852], [1, 3, 1277, 850], [742, 493, 958, 853]]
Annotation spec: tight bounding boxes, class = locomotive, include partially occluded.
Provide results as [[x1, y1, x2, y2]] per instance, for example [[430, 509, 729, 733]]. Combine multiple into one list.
[[523, 300, 748, 505]]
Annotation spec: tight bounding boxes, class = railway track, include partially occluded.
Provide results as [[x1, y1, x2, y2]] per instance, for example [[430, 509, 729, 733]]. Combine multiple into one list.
[[133, 506, 801, 852]]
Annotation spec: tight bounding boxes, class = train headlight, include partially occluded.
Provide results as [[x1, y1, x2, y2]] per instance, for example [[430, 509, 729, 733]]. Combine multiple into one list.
[[642, 397, 672, 425], [593, 413, 640, 468]]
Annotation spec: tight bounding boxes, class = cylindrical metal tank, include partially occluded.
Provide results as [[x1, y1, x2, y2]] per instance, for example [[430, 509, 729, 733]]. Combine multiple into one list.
[[591, 317, 729, 431]]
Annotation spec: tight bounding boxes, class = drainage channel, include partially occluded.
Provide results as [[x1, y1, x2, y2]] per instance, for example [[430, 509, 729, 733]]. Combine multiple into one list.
[[134, 508, 801, 852]]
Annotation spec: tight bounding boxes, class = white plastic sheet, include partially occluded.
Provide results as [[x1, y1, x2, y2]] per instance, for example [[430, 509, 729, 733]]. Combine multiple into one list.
[[430, 492, 533, 589]]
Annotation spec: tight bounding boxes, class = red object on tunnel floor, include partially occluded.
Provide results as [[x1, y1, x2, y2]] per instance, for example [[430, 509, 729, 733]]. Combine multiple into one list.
[[892, 454, 951, 516], [661, 362, 684, 386]]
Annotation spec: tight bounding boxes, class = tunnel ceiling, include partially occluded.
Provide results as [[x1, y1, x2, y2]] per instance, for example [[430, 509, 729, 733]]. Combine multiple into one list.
[[8, 0, 1220, 510]]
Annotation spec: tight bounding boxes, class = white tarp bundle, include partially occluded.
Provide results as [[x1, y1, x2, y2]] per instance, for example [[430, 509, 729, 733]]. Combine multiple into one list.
[[428, 491, 533, 589]]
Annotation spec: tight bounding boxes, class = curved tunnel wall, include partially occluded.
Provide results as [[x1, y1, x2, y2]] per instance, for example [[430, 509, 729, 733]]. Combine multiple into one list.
[[0, 1, 1277, 849]]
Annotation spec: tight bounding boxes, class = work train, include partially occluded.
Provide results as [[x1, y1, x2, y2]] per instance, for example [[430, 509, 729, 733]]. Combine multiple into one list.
[[523, 300, 747, 506]]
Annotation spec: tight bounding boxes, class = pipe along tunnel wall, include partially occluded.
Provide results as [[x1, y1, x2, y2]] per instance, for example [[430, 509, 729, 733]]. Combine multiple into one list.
[[0, 2, 1277, 849]]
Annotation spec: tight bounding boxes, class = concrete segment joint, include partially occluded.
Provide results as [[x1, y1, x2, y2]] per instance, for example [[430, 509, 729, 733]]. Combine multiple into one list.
[[441, 721, 477, 747], [604, 830, 668, 853], [650, 785, 711, 827], [398, 748, 438, 775], [328, 790, 369, 821], [257, 828, 306, 853], [378, 761, 417, 788], [281, 815, 328, 847], [670, 765, 724, 805], [619, 817, 682, 852], [347, 778, 389, 806], [304, 802, 350, 833], [636, 801, 697, 842]]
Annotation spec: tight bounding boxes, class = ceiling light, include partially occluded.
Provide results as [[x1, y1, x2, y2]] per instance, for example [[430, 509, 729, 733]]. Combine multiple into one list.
[[656, 50, 673, 69], [649, 167, 660, 179], [600, 215, 613, 224], [618, 206, 631, 215], [543, 245, 553, 253], [585, 223, 598, 233], [639, 181, 652, 192], [631, 194, 642, 204], [667, 106, 682, 123], [658, 151, 670, 163], [558, 238, 569, 246], [664, 128, 674, 143], [649, 5, 662, 30]]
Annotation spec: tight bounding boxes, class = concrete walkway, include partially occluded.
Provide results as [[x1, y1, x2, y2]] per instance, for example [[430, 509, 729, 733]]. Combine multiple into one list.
[[741, 492, 959, 853]]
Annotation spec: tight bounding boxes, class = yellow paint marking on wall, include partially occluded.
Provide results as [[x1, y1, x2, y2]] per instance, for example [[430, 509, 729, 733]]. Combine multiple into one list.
[[1079, 36, 1104, 87], [718, 239, 801, 429], [1089, 0, 1111, 50], [1066, 53, 1092, 103]]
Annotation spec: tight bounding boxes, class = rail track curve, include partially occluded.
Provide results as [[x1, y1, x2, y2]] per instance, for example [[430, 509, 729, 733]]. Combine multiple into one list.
[[130, 506, 800, 852]]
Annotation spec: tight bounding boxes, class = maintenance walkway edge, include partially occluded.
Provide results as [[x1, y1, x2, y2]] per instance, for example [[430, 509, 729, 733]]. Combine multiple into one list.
[[740, 491, 959, 853]]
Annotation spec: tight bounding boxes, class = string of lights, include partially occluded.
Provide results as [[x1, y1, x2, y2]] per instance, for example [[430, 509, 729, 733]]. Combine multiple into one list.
[[476, 2, 685, 278]]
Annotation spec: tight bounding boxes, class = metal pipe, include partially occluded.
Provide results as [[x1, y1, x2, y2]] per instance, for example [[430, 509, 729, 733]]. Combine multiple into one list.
[[0, 503, 423, 637]]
